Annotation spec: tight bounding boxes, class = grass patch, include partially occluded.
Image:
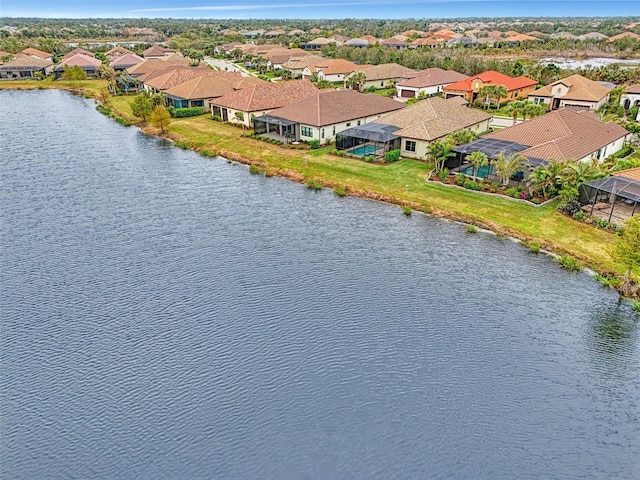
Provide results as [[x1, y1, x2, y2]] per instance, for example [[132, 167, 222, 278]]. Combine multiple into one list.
[[306, 180, 323, 191], [248, 164, 263, 175], [521, 240, 541, 253], [334, 185, 348, 197], [633, 300, 640, 313], [402, 205, 412, 216], [595, 274, 622, 289], [558, 255, 581, 272], [466, 224, 478, 233]]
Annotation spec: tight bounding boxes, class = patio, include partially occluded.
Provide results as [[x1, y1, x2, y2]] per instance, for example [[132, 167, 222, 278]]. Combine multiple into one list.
[[336, 123, 401, 158], [580, 175, 640, 226]]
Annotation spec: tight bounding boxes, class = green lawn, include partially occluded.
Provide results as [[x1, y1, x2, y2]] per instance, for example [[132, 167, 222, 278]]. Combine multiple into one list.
[[2, 79, 633, 279]]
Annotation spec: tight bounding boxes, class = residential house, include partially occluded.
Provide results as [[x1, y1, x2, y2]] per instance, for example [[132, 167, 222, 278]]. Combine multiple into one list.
[[608, 32, 640, 42], [288, 29, 305, 37], [550, 32, 577, 40], [410, 37, 439, 49], [360, 35, 379, 45], [353, 96, 492, 159], [19, 47, 53, 61], [0, 54, 53, 79], [303, 37, 340, 50], [105, 46, 135, 60], [281, 55, 326, 78], [109, 52, 145, 71], [302, 58, 367, 83], [142, 45, 176, 59], [380, 37, 409, 49], [396, 68, 469, 98], [54, 53, 102, 78], [210, 79, 319, 127], [61, 48, 94, 61], [164, 72, 265, 108], [139, 65, 213, 93], [443, 70, 537, 104], [345, 63, 417, 90], [264, 29, 285, 39], [446, 37, 479, 47], [528, 74, 611, 111], [577, 32, 609, 41], [126, 56, 191, 77], [344, 38, 370, 49], [452, 109, 628, 171], [215, 42, 244, 56], [620, 84, 640, 120], [254, 89, 404, 145]]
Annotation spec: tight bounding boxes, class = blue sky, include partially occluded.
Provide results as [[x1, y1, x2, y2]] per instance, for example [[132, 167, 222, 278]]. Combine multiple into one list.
[[2, 0, 639, 19]]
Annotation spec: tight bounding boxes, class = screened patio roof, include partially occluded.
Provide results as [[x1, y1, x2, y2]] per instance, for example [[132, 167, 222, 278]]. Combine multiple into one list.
[[583, 176, 640, 202], [254, 114, 297, 127], [454, 138, 530, 159], [337, 123, 400, 143]]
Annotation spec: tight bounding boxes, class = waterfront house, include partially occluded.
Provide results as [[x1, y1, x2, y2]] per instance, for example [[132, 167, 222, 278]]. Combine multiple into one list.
[[210, 79, 319, 127], [54, 53, 102, 78], [61, 48, 95, 61], [335, 96, 490, 159], [281, 55, 326, 77], [139, 65, 212, 93], [443, 70, 537, 104], [344, 63, 417, 91], [0, 54, 53, 79], [164, 73, 265, 109], [254, 89, 404, 145], [109, 52, 145, 71], [19, 47, 53, 62], [126, 56, 191, 77], [528, 74, 612, 111], [451, 108, 628, 172], [580, 168, 640, 225], [396, 68, 468, 98]]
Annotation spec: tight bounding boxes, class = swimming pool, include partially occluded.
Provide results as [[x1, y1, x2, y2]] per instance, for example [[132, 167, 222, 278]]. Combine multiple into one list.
[[459, 164, 494, 178], [348, 144, 382, 156]]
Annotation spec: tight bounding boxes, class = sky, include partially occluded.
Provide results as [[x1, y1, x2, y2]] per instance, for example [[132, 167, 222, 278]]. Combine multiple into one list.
[[2, 0, 640, 19]]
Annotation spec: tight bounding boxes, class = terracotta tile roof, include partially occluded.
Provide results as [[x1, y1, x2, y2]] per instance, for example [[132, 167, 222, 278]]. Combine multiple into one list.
[[0, 50, 13, 58], [613, 167, 640, 181], [309, 58, 365, 75], [164, 72, 265, 100], [485, 108, 628, 161], [359, 63, 417, 81], [0, 54, 52, 69], [361, 35, 379, 44], [143, 66, 216, 91], [282, 55, 326, 70], [56, 53, 102, 68], [377, 96, 491, 142], [266, 89, 404, 126], [20, 47, 52, 59], [109, 52, 145, 68], [530, 74, 611, 102], [504, 33, 539, 42], [211, 79, 319, 112], [288, 29, 305, 36], [431, 29, 457, 40], [444, 70, 537, 93], [626, 84, 640, 94], [397, 68, 468, 88], [380, 37, 407, 46], [609, 32, 640, 42], [305, 37, 337, 46], [411, 37, 438, 47], [61, 48, 94, 61], [105, 46, 134, 57], [142, 45, 175, 57], [127, 56, 191, 76]]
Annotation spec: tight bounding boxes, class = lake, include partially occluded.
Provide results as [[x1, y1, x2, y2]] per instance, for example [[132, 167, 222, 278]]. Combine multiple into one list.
[[1, 90, 639, 479]]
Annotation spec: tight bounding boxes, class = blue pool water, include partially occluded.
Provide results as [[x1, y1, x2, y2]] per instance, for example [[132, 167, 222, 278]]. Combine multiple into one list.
[[459, 164, 494, 178], [348, 144, 381, 156]]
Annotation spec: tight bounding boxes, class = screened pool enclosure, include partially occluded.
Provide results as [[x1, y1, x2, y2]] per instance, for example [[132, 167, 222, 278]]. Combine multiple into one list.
[[336, 123, 401, 157], [580, 175, 640, 225]]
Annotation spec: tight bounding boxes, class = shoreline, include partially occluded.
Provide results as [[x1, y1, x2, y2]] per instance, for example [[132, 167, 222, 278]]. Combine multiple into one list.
[[2, 79, 638, 300]]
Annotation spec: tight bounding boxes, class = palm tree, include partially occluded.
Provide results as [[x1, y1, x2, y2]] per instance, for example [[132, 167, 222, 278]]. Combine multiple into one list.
[[466, 151, 488, 179], [523, 102, 548, 120], [99, 63, 117, 94], [494, 151, 527, 186], [346, 71, 367, 91], [477, 84, 496, 110], [494, 85, 508, 109], [526, 159, 564, 199], [428, 139, 456, 172], [449, 129, 477, 146], [504, 100, 527, 125]]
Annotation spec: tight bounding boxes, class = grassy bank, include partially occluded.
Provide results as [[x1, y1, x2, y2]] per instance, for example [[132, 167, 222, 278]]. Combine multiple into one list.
[[2, 78, 636, 282]]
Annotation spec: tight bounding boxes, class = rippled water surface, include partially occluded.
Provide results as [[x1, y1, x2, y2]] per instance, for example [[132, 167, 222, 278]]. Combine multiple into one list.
[[1, 90, 639, 479]]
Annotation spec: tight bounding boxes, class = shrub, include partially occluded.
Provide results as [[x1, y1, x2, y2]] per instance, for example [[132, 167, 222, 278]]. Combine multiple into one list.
[[170, 107, 205, 118], [575, 210, 586, 221], [595, 274, 622, 289], [505, 187, 520, 198], [211, 114, 222, 121], [519, 190, 530, 200], [199, 149, 217, 158], [334, 185, 348, 197], [439, 168, 449, 181], [558, 255, 581, 272], [558, 199, 582, 216], [337, 151, 346, 157], [330, 149, 338, 155], [308, 139, 320, 149], [174, 140, 192, 149], [464, 180, 482, 191], [248, 164, 263, 175], [114, 116, 132, 127], [594, 218, 610, 229], [521, 240, 541, 253], [455, 175, 466, 186], [384, 149, 401, 163], [402, 205, 412, 216], [466, 224, 478, 233], [363, 155, 376, 163], [306, 180, 323, 191], [633, 300, 640, 314]]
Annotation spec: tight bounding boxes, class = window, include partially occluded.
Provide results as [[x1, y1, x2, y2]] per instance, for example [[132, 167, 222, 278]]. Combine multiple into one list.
[[357, 120, 361, 126], [321, 128, 325, 138], [405, 140, 416, 152], [346, 122, 351, 127], [381, 81, 384, 87], [332, 126, 336, 135], [301, 126, 313, 137]]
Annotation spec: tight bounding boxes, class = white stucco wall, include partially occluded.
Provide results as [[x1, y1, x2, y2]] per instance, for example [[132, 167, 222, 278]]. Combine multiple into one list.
[[400, 119, 491, 160]]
